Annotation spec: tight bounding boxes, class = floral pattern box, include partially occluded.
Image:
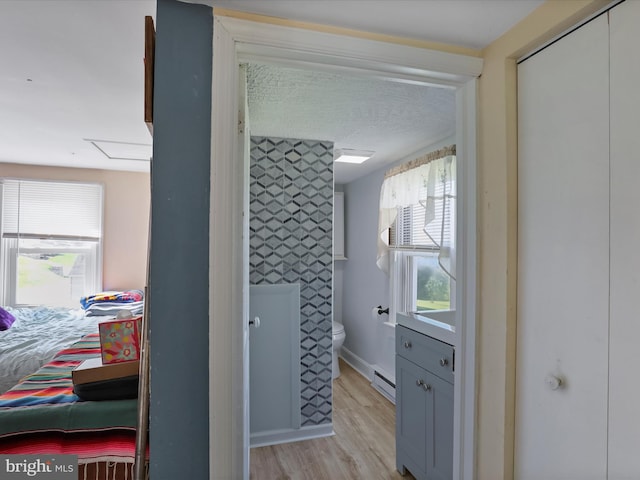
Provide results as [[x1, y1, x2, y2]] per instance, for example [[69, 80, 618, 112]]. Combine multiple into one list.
[[98, 317, 142, 364]]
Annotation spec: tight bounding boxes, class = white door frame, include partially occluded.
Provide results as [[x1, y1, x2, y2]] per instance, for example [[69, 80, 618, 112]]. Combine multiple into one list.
[[210, 15, 481, 480]]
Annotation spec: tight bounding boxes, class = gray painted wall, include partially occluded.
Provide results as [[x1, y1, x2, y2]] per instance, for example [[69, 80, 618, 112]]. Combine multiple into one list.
[[342, 171, 389, 365], [148, 0, 211, 477], [341, 136, 455, 367], [333, 184, 345, 326], [249, 136, 334, 426]]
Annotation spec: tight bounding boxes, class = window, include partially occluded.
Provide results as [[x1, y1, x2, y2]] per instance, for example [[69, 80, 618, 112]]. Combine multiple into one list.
[[0, 179, 103, 307], [378, 147, 456, 320]]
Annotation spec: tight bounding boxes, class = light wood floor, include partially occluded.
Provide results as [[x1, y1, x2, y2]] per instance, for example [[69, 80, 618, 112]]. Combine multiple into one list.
[[250, 359, 414, 479]]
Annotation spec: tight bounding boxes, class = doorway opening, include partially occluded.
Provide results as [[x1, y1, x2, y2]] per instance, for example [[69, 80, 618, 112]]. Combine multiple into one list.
[[244, 60, 456, 456], [210, 15, 480, 480]]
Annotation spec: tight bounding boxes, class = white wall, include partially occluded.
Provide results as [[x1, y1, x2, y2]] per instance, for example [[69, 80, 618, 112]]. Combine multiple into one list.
[[333, 184, 344, 326], [341, 170, 389, 366]]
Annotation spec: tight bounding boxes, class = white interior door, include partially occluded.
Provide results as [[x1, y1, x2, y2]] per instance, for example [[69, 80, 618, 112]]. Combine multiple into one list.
[[609, 1, 640, 476], [516, 14, 610, 480]]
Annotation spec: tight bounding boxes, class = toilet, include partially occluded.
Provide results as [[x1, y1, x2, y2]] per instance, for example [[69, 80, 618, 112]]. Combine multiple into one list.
[[332, 322, 346, 379]]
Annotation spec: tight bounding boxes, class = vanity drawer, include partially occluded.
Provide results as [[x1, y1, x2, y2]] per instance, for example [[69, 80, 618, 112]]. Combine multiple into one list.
[[396, 325, 454, 383]]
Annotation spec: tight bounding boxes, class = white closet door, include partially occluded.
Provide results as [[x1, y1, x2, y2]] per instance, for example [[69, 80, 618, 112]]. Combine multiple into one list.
[[609, 1, 640, 477], [516, 15, 610, 480]]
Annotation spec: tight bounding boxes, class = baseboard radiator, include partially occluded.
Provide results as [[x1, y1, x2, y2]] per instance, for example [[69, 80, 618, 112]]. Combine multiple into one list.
[[372, 369, 396, 404]]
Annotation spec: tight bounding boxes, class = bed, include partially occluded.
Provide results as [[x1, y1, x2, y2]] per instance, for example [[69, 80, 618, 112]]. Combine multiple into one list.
[[0, 333, 144, 480], [0, 306, 104, 394]]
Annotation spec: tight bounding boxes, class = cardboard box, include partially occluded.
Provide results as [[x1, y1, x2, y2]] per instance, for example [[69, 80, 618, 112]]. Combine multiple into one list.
[[98, 317, 142, 364], [72, 357, 139, 385]]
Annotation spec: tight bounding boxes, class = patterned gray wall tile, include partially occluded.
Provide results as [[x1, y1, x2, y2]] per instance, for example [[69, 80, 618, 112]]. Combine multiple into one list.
[[250, 136, 333, 427]]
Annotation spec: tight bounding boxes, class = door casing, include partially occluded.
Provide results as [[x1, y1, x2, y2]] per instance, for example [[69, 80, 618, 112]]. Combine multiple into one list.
[[209, 15, 481, 480]]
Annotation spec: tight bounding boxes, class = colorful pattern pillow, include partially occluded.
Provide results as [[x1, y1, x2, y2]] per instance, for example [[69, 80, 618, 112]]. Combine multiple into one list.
[[0, 307, 15, 331]]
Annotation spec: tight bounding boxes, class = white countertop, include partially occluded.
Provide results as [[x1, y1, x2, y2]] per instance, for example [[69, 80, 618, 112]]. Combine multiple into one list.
[[397, 310, 456, 346]]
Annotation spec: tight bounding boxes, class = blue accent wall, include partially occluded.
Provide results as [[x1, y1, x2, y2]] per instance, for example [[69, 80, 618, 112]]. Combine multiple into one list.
[[149, 1, 212, 478]]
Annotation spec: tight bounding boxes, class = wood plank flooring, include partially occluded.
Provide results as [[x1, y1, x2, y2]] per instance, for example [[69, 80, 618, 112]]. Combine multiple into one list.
[[250, 359, 415, 479]]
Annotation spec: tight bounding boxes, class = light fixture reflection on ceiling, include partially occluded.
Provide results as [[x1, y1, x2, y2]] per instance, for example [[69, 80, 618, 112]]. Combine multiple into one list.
[[334, 149, 375, 164]]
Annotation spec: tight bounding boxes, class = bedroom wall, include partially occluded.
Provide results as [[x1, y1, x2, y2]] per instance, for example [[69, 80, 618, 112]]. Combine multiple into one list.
[[0, 162, 149, 291]]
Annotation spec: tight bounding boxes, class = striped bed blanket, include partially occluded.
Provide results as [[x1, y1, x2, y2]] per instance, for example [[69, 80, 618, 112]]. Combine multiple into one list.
[[0, 334, 141, 465]]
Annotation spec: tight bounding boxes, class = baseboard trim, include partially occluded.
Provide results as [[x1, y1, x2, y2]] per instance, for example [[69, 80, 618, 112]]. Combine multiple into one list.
[[250, 424, 334, 448], [339, 347, 373, 381], [371, 366, 396, 404], [371, 363, 395, 386]]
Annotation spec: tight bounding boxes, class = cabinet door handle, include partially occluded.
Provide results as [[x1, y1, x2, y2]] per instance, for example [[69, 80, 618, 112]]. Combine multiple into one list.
[[439, 358, 448, 367], [404, 341, 412, 349], [416, 379, 432, 392]]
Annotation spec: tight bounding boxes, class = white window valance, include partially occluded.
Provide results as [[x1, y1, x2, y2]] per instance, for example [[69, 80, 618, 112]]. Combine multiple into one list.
[[377, 145, 456, 274]]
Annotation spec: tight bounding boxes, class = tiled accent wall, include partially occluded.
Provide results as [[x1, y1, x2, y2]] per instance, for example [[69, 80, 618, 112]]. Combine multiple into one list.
[[249, 136, 334, 426]]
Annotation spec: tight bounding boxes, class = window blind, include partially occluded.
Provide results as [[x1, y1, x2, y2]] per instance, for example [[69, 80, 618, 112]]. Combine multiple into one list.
[[391, 184, 454, 250], [1, 180, 103, 239]]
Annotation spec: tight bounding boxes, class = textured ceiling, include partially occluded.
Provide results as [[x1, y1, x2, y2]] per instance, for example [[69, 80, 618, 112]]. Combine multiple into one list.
[[246, 64, 456, 184]]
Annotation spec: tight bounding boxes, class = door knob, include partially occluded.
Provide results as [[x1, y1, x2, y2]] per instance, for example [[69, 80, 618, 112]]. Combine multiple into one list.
[[439, 358, 449, 367], [249, 316, 261, 328], [404, 341, 412, 349], [545, 375, 562, 391]]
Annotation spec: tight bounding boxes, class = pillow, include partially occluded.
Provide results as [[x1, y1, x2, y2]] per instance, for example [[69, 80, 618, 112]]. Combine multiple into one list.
[[0, 307, 15, 331]]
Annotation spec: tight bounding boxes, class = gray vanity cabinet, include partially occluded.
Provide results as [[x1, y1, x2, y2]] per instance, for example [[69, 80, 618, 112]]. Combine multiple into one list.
[[396, 325, 454, 480]]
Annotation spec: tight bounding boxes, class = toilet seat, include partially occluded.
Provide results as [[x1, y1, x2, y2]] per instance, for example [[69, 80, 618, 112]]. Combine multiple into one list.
[[332, 322, 344, 335]]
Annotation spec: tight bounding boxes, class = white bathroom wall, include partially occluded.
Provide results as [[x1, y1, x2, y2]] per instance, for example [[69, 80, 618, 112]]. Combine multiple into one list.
[[341, 170, 389, 368], [340, 136, 455, 372], [333, 184, 345, 326]]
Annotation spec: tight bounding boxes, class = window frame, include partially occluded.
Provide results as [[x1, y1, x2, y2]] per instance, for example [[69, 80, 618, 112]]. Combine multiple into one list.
[[389, 249, 456, 323], [388, 179, 457, 324], [0, 178, 104, 307], [7, 242, 100, 307]]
